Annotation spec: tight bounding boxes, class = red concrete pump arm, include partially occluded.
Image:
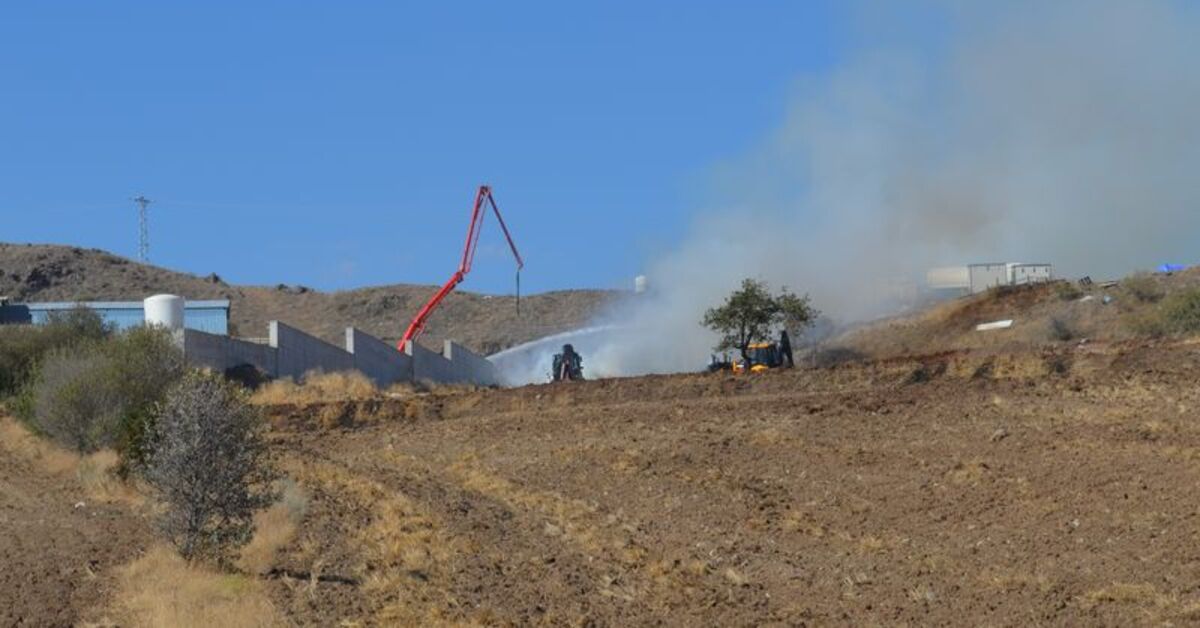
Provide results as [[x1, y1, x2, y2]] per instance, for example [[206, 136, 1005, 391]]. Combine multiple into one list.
[[398, 185, 524, 350]]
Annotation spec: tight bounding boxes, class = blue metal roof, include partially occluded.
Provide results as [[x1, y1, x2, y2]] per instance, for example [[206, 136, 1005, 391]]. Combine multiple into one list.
[[3, 300, 230, 335], [23, 300, 230, 310]]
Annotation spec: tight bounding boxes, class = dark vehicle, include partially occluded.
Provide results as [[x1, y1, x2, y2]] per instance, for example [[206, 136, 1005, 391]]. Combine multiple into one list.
[[708, 353, 734, 373]]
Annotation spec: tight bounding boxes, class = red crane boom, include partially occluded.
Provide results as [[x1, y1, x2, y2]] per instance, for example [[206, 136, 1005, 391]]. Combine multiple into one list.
[[398, 185, 524, 350]]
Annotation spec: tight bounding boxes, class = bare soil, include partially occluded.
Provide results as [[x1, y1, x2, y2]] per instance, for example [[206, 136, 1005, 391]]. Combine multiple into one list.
[[0, 444, 151, 627], [258, 340, 1200, 626]]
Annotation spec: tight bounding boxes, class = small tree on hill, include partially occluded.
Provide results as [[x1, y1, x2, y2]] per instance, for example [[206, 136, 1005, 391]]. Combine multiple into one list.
[[702, 278, 818, 357], [146, 372, 278, 565]]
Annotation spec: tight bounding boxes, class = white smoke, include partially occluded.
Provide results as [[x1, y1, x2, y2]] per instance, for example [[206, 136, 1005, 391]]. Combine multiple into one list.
[[495, 0, 1200, 384]]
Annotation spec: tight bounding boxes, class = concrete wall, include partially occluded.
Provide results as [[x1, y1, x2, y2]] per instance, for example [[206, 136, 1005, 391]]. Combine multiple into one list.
[[345, 327, 413, 387], [179, 320, 497, 387], [444, 340, 498, 386], [270, 320, 353, 380], [405, 340, 459, 384], [180, 329, 278, 375]]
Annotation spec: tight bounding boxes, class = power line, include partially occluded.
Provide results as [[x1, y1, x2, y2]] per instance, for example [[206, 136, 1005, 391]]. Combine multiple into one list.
[[132, 195, 152, 262]]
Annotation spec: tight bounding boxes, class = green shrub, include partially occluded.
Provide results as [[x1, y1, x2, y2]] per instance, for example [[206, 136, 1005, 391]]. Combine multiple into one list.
[[1123, 309, 1167, 338], [32, 345, 123, 453], [1161, 289, 1200, 335], [21, 323, 185, 464], [0, 308, 111, 398], [1122, 272, 1164, 304], [105, 326, 186, 471], [1054, 281, 1082, 302]]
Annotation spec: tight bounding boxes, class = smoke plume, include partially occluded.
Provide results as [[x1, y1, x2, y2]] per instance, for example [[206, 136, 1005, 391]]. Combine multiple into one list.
[[503, 0, 1200, 383]]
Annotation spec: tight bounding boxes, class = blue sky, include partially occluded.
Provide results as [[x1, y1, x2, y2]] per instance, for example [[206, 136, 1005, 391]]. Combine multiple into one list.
[[0, 2, 850, 294]]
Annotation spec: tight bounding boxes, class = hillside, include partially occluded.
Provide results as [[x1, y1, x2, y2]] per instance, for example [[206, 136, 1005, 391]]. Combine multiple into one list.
[[0, 243, 619, 353], [825, 268, 1200, 361]]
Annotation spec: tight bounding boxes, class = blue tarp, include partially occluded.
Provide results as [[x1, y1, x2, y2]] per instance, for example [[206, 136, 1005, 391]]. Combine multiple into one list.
[[1158, 263, 1186, 273]]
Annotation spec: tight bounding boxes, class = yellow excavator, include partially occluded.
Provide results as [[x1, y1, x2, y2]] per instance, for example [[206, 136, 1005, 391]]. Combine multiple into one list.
[[732, 342, 784, 374]]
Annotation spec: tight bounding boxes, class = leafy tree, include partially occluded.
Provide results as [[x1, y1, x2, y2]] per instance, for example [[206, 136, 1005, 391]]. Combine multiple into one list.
[[146, 372, 278, 564], [702, 278, 818, 356]]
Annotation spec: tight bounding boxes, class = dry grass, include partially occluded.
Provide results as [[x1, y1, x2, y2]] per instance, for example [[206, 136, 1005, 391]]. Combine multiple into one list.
[[983, 569, 1054, 594], [108, 545, 283, 628], [1079, 582, 1174, 610], [0, 416, 141, 504], [251, 370, 378, 405], [446, 454, 723, 601], [1075, 582, 1200, 622], [283, 456, 464, 624], [237, 479, 310, 575], [946, 459, 991, 485], [0, 415, 78, 472]]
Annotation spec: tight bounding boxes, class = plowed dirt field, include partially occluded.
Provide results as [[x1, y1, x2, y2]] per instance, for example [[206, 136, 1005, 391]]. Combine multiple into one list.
[[259, 341, 1200, 626], [0, 430, 151, 627]]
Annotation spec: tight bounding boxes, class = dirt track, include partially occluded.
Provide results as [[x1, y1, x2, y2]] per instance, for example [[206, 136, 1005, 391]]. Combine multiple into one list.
[[0, 438, 151, 627], [262, 342, 1200, 626]]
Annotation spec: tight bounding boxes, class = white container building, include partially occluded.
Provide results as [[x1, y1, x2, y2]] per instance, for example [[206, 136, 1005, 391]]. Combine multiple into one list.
[[927, 263, 1054, 295]]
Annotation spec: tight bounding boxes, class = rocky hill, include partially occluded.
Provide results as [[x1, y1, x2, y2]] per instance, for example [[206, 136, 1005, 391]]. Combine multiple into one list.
[[0, 243, 619, 353]]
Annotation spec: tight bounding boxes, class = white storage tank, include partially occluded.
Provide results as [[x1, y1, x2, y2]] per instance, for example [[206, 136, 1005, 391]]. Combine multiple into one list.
[[144, 294, 185, 330], [634, 275, 648, 294]]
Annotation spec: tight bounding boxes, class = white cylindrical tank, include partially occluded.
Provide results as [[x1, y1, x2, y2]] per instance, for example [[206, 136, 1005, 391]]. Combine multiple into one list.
[[634, 275, 648, 294], [144, 294, 185, 330]]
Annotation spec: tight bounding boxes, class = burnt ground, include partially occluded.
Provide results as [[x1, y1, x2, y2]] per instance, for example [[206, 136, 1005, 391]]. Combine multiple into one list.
[[259, 340, 1200, 626], [0, 441, 151, 627]]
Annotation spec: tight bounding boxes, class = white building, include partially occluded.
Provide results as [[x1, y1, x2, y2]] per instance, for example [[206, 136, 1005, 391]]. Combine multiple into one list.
[[927, 263, 1054, 295]]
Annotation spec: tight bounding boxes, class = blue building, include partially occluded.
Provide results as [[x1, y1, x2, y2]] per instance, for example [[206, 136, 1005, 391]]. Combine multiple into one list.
[[0, 299, 230, 335]]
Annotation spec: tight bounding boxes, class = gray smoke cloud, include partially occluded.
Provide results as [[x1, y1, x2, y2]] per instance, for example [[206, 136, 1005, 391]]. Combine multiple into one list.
[[498, 0, 1200, 383]]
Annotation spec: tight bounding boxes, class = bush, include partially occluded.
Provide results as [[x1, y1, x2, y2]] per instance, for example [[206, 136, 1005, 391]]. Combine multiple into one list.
[[31, 346, 123, 453], [1048, 317, 1075, 342], [22, 325, 185, 462], [1054, 281, 1082, 302], [1161, 289, 1200, 335], [146, 372, 278, 564], [105, 327, 186, 471], [1122, 272, 1164, 304], [0, 308, 111, 398], [1123, 309, 1167, 338]]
